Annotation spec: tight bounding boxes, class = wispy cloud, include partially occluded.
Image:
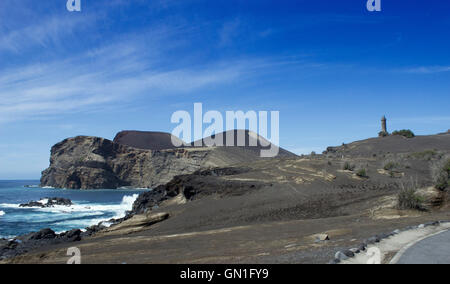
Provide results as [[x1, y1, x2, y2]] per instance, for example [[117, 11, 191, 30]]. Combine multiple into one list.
[[0, 14, 95, 53], [400, 66, 450, 74], [0, 3, 329, 125], [0, 35, 297, 123], [219, 18, 242, 46]]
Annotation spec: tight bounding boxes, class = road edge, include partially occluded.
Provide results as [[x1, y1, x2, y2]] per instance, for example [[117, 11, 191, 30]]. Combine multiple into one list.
[[389, 229, 449, 264]]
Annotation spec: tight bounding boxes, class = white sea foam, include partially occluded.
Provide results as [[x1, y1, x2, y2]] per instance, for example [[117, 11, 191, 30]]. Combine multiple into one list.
[[0, 194, 139, 232], [0, 203, 20, 208], [0, 235, 15, 240], [0, 210, 5, 216]]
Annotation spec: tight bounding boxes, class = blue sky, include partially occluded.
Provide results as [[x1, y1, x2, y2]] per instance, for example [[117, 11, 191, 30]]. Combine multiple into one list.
[[0, 0, 449, 179]]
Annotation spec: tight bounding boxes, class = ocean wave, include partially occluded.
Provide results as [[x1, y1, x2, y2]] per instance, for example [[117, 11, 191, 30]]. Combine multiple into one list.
[[0, 235, 15, 240], [0, 210, 5, 216], [0, 194, 138, 228]]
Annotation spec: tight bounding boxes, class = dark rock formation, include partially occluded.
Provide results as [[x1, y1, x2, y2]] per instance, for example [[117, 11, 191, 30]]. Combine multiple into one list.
[[0, 228, 82, 260], [83, 224, 108, 237], [27, 228, 57, 240], [40, 136, 212, 189], [19, 197, 72, 208], [59, 229, 82, 242], [131, 167, 265, 215]]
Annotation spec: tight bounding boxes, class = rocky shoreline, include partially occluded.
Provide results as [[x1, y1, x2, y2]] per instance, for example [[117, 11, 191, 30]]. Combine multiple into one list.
[[0, 197, 130, 260], [0, 167, 263, 260], [0, 215, 130, 261]]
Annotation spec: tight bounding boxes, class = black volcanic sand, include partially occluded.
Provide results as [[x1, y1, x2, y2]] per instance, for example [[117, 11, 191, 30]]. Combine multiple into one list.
[[113, 131, 183, 151], [4, 133, 450, 264]]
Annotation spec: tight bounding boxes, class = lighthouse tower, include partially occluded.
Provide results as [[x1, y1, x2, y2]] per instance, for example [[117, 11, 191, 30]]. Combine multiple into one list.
[[381, 116, 387, 133], [379, 116, 388, 137]]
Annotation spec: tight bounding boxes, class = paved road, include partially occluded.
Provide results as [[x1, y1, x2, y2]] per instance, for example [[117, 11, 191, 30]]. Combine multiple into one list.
[[397, 229, 450, 264]]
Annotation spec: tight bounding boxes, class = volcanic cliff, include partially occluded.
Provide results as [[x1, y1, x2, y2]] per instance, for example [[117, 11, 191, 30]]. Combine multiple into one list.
[[40, 131, 295, 189]]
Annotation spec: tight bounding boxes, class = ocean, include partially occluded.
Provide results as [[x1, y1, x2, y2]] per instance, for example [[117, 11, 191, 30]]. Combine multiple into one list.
[[0, 180, 148, 239]]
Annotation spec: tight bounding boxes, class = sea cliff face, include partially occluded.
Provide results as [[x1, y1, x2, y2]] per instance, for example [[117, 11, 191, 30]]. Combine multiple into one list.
[[40, 136, 211, 189], [40, 131, 296, 190]]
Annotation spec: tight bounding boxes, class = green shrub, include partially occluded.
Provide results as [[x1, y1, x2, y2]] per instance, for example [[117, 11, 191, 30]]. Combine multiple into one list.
[[392, 129, 415, 138], [383, 161, 399, 171], [343, 162, 355, 171], [356, 168, 368, 178]]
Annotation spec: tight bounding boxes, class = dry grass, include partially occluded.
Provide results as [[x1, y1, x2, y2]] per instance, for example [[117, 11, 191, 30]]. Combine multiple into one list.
[[431, 155, 450, 190], [397, 179, 425, 211]]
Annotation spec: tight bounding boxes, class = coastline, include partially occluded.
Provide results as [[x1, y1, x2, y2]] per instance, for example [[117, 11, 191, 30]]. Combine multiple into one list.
[[0, 181, 148, 259]]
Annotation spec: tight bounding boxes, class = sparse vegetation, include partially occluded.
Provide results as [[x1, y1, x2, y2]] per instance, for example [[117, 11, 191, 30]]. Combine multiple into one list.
[[392, 129, 415, 138], [410, 150, 438, 160], [356, 168, 368, 178], [343, 162, 355, 171], [431, 156, 450, 190], [397, 180, 425, 210], [383, 159, 400, 171], [378, 131, 389, 137]]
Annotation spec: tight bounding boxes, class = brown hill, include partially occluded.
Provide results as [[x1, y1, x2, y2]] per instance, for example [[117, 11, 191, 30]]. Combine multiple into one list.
[[114, 129, 295, 157], [113, 131, 183, 151], [192, 129, 295, 157], [325, 133, 450, 157]]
